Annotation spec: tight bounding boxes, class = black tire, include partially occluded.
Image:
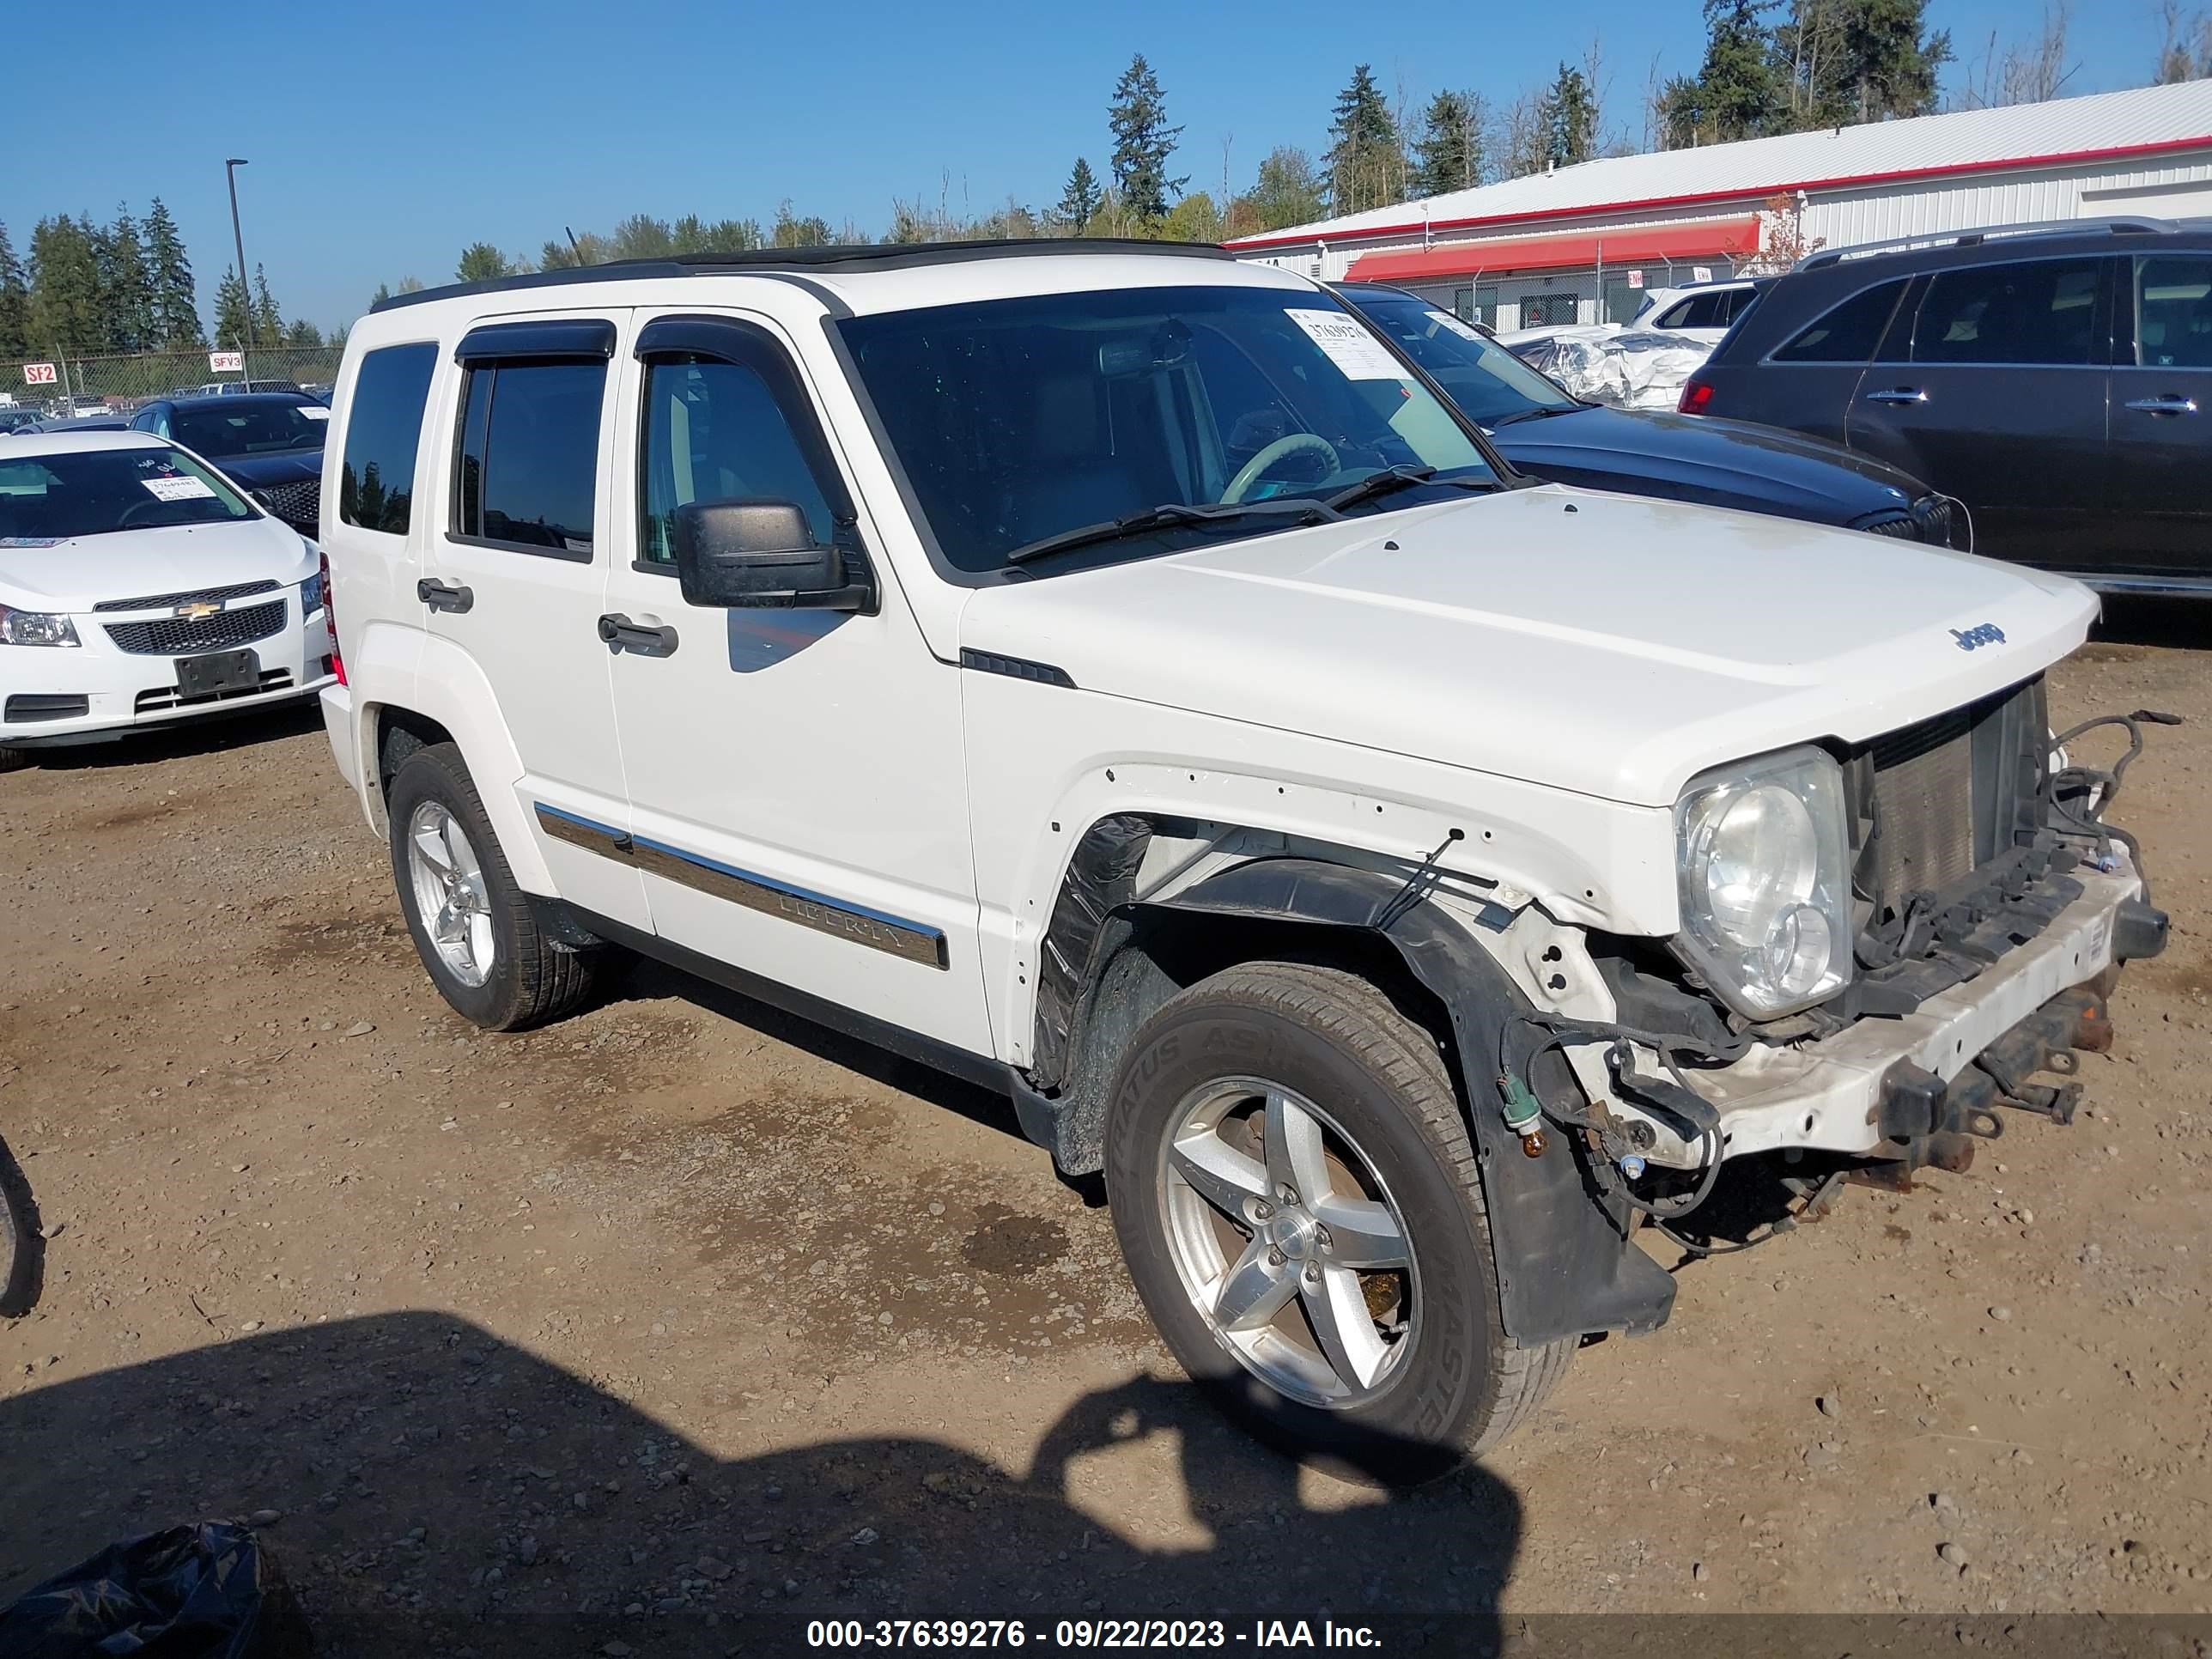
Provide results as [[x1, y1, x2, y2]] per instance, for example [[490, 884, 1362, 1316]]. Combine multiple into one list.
[[1104, 960, 1571, 1480], [0, 744, 28, 775], [0, 1135, 41, 1319], [385, 741, 600, 1031]]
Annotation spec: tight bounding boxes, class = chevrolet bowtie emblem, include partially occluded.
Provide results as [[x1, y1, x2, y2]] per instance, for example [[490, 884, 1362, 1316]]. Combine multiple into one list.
[[175, 601, 222, 621]]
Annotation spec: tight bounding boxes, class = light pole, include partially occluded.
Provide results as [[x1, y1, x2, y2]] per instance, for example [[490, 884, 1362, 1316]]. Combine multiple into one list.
[[225, 157, 252, 390]]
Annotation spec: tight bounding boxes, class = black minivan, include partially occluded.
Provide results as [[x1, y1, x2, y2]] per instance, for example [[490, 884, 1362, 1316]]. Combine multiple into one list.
[[1684, 219, 2212, 595]]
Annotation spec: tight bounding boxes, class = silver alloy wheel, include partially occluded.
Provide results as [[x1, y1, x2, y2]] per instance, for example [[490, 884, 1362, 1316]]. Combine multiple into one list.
[[405, 800, 495, 988], [1158, 1076, 1419, 1409]]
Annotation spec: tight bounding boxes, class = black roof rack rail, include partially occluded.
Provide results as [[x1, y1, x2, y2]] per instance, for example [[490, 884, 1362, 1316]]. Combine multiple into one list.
[[370, 238, 1236, 313], [1796, 216, 2176, 271]]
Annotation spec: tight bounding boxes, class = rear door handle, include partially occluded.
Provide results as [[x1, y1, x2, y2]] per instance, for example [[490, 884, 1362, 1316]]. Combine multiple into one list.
[[416, 579, 473, 614], [597, 613, 679, 658], [1863, 386, 1928, 405], [2124, 394, 2199, 415]]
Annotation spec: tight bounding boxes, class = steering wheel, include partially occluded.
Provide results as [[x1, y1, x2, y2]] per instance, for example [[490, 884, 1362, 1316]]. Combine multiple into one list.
[[1221, 432, 1341, 504], [118, 497, 167, 528]]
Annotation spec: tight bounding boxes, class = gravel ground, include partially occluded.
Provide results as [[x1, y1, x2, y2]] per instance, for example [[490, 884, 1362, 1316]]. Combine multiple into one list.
[[1, 603, 2208, 1656]]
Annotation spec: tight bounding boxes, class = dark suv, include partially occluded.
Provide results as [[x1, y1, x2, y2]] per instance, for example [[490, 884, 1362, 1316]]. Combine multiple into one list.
[[1683, 218, 2212, 595]]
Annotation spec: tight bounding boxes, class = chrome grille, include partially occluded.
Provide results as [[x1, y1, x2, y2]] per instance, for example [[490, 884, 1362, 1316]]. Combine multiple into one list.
[[254, 477, 320, 531], [93, 579, 279, 614], [1856, 496, 1954, 546], [105, 599, 287, 656]]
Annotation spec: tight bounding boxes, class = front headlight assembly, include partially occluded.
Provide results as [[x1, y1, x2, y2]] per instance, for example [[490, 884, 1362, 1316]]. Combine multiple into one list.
[[0, 604, 80, 647], [1674, 744, 1853, 1019]]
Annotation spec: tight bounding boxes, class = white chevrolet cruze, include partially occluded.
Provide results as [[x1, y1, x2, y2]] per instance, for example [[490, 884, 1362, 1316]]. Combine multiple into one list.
[[0, 428, 334, 770]]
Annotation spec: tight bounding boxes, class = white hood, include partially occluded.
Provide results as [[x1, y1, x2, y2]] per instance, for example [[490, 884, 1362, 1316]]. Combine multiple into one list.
[[958, 485, 2098, 808], [0, 516, 312, 612]]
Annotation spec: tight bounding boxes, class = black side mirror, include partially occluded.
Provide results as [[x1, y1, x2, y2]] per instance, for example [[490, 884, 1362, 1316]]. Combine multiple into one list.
[[671, 499, 874, 611]]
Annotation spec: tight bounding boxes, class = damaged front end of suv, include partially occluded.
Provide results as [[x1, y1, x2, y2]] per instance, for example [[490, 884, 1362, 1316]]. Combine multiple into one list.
[[1498, 677, 2173, 1261]]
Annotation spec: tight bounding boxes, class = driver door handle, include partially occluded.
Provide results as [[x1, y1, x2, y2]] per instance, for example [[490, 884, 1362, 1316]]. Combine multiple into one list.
[[416, 579, 473, 613], [2124, 394, 2199, 415], [597, 613, 679, 658], [1863, 386, 1928, 405]]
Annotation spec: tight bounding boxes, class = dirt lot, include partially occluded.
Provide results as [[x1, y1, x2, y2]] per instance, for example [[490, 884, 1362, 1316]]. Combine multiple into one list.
[[2, 605, 2209, 1655]]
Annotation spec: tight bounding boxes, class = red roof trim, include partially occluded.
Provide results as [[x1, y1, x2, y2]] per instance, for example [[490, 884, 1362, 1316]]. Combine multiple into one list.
[[1223, 133, 2212, 253], [1344, 216, 1762, 281]]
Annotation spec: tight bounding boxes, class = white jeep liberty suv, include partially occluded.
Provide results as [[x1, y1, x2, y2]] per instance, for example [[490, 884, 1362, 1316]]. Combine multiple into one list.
[[318, 240, 2166, 1472]]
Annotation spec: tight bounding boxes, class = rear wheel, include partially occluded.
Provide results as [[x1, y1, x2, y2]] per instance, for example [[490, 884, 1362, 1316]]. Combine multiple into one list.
[[386, 742, 601, 1030], [1105, 961, 1571, 1477]]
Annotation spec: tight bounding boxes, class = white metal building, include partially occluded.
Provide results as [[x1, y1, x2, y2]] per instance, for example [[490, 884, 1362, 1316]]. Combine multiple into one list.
[[1226, 81, 2212, 332]]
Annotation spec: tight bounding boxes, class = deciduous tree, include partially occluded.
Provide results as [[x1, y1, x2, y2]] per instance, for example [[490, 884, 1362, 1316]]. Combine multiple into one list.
[[1242, 147, 1328, 231]]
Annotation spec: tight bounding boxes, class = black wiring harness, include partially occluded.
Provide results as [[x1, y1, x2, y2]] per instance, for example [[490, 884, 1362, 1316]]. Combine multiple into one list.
[[2047, 708, 2180, 903]]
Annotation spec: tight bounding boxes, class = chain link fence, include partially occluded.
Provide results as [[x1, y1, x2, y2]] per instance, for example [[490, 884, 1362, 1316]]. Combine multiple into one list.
[[16, 346, 347, 410]]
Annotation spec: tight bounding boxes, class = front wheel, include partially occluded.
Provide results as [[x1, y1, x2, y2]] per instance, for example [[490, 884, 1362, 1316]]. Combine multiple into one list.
[[385, 742, 602, 1031], [1104, 961, 1571, 1477]]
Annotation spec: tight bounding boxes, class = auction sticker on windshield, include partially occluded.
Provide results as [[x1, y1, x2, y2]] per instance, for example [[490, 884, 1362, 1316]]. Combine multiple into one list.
[[1432, 313, 1489, 342], [140, 476, 216, 503], [1285, 308, 1405, 380], [298, 406, 331, 421]]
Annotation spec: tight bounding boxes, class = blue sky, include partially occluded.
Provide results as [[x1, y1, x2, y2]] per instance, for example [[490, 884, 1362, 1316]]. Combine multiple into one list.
[[5, 0, 2186, 333]]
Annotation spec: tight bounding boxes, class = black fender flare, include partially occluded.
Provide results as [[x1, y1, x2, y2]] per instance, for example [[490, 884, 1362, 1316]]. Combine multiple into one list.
[[1064, 853, 1675, 1347]]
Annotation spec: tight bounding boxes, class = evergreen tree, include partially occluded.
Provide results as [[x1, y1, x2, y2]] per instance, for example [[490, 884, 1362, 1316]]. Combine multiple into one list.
[[1413, 91, 1486, 197], [1832, 0, 1950, 120], [251, 265, 283, 346], [1324, 64, 1406, 216], [0, 221, 28, 361], [105, 204, 155, 353], [1540, 64, 1600, 167], [143, 198, 202, 349], [27, 216, 105, 356], [283, 318, 324, 348], [1243, 147, 1328, 232], [456, 242, 511, 283], [371, 281, 392, 308], [1662, 0, 1784, 145], [1055, 158, 1102, 233], [213, 266, 252, 350], [1108, 54, 1186, 227]]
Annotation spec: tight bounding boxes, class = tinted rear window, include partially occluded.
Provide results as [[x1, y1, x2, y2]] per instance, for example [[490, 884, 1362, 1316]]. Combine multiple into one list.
[[1911, 258, 2101, 367], [339, 343, 438, 534], [1771, 279, 1909, 363]]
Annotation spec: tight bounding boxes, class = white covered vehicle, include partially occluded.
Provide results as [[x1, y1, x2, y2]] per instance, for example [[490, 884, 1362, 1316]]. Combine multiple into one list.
[[1506, 325, 1717, 410], [316, 242, 2167, 1474]]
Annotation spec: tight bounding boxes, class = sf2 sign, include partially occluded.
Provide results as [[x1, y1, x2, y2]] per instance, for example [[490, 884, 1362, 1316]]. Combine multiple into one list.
[[209, 350, 245, 374], [21, 362, 57, 386]]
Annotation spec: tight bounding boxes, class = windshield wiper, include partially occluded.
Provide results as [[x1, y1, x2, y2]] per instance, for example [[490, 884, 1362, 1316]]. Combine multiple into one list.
[[1487, 404, 1579, 428], [1322, 465, 1500, 513], [1002, 498, 1344, 567]]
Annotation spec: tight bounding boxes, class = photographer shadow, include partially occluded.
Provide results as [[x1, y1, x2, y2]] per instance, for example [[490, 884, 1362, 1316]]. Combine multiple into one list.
[[0, 1313, 1518, 1655]]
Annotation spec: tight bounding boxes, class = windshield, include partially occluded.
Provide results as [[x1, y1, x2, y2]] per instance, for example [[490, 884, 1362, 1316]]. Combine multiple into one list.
[[1342, 294, 1580, 425], [0, 445, 256, 541], [840, 284, 1498, 574], [173, 401, 326, 456]]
